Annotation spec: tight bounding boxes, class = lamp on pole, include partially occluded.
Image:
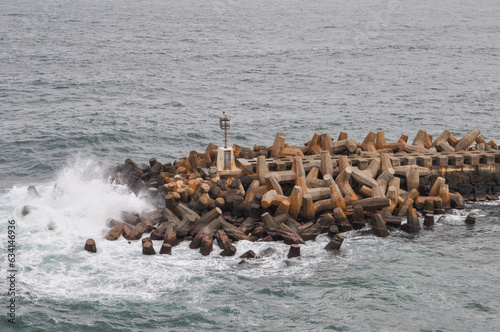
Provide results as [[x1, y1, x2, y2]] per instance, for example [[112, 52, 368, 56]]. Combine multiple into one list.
[[219, 112, 231, 148]]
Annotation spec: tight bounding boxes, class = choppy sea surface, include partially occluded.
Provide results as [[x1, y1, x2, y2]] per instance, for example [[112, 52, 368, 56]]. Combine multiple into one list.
[[1, 0, 499, 330]]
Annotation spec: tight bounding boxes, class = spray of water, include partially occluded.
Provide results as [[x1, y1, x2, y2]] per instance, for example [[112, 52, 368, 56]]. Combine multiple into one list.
[[0, 157, 333, 305], [7, 157, 152, 238], [1, 157, 497, 331]]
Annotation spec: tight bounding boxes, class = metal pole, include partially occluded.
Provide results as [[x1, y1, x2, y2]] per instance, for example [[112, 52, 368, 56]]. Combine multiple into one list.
[[219, 112, 230, 149], [224, 124, 227, 148]]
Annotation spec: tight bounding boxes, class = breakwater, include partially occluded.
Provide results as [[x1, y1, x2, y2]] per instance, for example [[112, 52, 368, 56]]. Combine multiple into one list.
[[29, 128, 498, 258]]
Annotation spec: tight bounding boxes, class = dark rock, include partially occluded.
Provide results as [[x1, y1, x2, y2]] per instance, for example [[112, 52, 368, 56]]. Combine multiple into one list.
[[122, 224, 133, 239], [278, 223, 305, 245], [298, 223, 322, 241], [450, 193, 465, 209], [384, 216, 402, 228], [464, 193, 475, 201], [163, 224, 177, 246], [140, 209, 164, 232], [327, 225, 339, 238], [324, 234, 344, 252], [27, 185, 40, 198], [351, 205, 366, 230], [142, 241, 156, 255], [239, 250, 256, 259], [126, 170, 141, 183], [372, 213, 389, 237], [210, 186, 222, 198], [217, 180, 228, 191], [458, 183, 474, 195], [465, 213, 476, 225], [401, 208, 421, 233], [106, 223, 125, 240], [149, 157, 158, 168], [239, 148, 255, 160], [160, 243, 172, 255], [225, 192, 244, 210], [474, 184, 488, 194], [424, 214, 435, 228], [220, 244, 237, 257], [164, 166, 176, 174], [247, 235, 259, 242], [215, 228, 231, 250], [422, 198, 434, 215], [156, 174, 167, 186], [140, 172, 150, 181], [190, 217, 222, 249], [132, 179, 147, 195], [287, 244, 301, 258], [239, 175, 255, 189], [257, 247, 276, 258], [141, 164, 152, 174], [317, 213, 334, 228], [228, 177, 242, 189], [124, 222, 147, 240], [474, 172, 493, 184], [150, 222, 168, 240], [106, 218, 120, 228], [237, 201, 260, 220], [200, 235, 214, 256], [474, 191, 487, 201], [258, 235, 273, 242], [151, 163, 163, 174], [84, 239, 97, 253], [446, 172, 469, 192], [251, 223, 267, 238], [253, 193, 263, 204], [239, 217, 256, 235], [21, 205, 32, 216], [334, 207, 352, 232], [147, 177, 159, 187], [434, 198, 445, 214], [418, 175, 434, 196], [120, 162, 133, 175]]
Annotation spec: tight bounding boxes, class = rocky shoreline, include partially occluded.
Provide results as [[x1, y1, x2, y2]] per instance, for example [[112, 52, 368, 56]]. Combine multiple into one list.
[[82, 128, 498, 258]]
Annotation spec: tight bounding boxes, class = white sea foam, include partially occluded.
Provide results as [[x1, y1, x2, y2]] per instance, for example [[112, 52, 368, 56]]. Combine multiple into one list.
[[0, 157, 344, 305], [468, 200, 500, 207], [0, 156, 497, 332], [0, 158, 161, 302], [8, 157, 152, 238]]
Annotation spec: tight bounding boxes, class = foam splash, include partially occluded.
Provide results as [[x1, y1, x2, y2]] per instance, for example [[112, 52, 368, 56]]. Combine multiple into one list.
[[0, 157, 337, 304], [468, 200, 500, 207], [6, 157, 153, 239], [2, 158, 153, 243], [0, 157, 494, 317]]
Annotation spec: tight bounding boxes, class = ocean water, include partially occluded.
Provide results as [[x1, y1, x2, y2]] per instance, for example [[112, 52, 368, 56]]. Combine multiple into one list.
[[1, 0, 500, 330]]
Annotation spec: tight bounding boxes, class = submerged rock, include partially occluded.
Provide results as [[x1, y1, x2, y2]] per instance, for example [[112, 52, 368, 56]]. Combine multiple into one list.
[[84, 239, 97, 253]]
